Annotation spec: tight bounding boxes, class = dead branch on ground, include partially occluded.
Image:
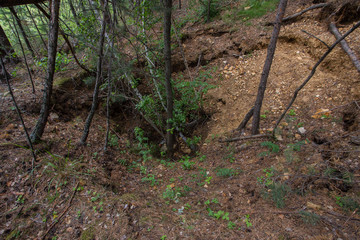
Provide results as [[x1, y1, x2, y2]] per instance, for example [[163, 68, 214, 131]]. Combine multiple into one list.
[[42, 182, 79, 240], [219, 134, 270, 143], [273, 20, 360, 133], [266, 3, 329, 25], [329, 22, 360, 74]]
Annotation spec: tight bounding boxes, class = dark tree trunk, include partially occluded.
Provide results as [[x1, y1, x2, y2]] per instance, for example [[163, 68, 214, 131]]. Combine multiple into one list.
[[80, 0, 108, 145], [163, 0, 175, 158], [0, 0, 45, 7], [251, 0, 288, 135], [30, 0, 60, 143], [0, 24, 18, 63], [0, 61, 11, 83], [206, 0, 211, 22], [9, 6, 36, 59], [179, 0, 181, 9]]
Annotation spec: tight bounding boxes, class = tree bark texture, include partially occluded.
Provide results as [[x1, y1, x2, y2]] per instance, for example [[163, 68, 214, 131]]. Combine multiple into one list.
[[163, 0, 175, 158], [9, 6, 36, 59], [80, 0, 108, 145], [30, 0, 60, 143], [329, 22, 360, 74], [0, 0, 45, 7], [251, 0, 288, 135]]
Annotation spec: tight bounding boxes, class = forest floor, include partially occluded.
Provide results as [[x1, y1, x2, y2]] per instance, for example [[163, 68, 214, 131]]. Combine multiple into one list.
[[1, 0, 360, 239]]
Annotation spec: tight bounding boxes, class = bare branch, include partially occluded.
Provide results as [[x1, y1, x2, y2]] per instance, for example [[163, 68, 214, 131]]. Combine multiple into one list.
[[329, 22, 360, 74]]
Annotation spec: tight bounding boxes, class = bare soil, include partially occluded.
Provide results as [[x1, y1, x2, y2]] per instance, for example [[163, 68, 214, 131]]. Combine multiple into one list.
[[1, 0, 360, 239]]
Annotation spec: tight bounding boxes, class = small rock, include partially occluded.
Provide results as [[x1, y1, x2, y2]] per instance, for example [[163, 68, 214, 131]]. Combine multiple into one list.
[[298, 127, 306, 135], [49, 112, 59, 122], [66, 227, 74, 233], [295, 134, 301, 140]]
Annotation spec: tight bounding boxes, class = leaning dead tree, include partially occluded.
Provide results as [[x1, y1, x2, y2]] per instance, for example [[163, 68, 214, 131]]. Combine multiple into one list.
[[329, 22, 360, 74], [0, 53, 37, 165], [273, 20, 360, 132], [237, 0, 288, 135]]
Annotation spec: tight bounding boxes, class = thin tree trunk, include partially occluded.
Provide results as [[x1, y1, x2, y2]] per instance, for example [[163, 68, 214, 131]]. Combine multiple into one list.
[[274, 20, 360, 133], [0, 57, 37, 167], [10, 11, 35, 93], [163, 0, 175, 158], [0, 24, 18, 63], [207, 0, 211, 22], [9, 6, 36, 59], [26, 5, 47, 49], [80, 0, 108, 145], [30, 0, 60, 143], [251, 0, 288, 135], [0, 61, 11, 83], [179, 0, 181, 9]]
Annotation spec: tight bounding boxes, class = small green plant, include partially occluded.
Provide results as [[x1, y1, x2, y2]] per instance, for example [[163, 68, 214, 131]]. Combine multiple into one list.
[[16, 195, 25, 204], [298, 210, 320, 225], [181, 155, 196, 170], [228, 221, 236, 229], [259, 141, 280, 157], [223, 145, 235, 163], [257, 168, 290, 208], [162, 185, 191, 203], [205, 176, 212, 184], [108, 133, 119, 148], [141, 174, 160, 186], [335, 196, 360, 213], [260, 110, 270, 119], [134, 127, 152, 162], [216, 168, 236, 177], [257, 167, 275, 186], [160, 235, 167, 240], [288, 109, 296, 116], [244, 214, 252, 227]]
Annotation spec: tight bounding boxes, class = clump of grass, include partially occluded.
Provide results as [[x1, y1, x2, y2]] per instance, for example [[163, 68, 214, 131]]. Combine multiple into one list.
[[238, 0, 280, 20], [216, 168, 236, 177], [298, 210, 320, 225], [223, 0, 279, 23]]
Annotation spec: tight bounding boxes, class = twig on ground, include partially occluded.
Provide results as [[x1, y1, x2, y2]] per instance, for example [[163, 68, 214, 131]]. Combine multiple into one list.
[[344, 209, 359, 226], [42, 182, 79, 240], [301, 30, 330, 49], [219, 134, 270, 143]]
